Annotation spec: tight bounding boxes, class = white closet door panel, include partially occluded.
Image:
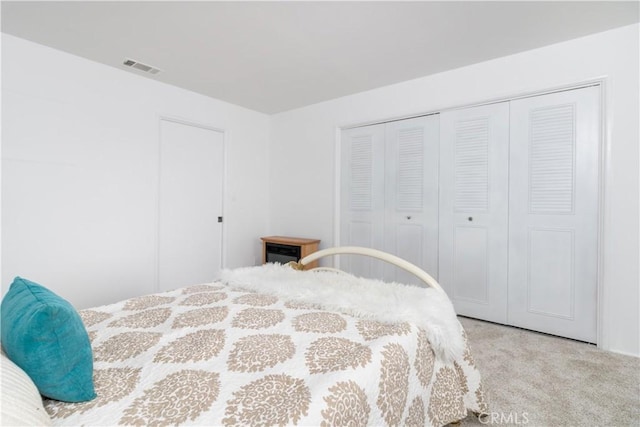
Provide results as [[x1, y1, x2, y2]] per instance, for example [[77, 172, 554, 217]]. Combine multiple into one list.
[[439, 103, 509, 322], [384, 115, 440, 285], [345, 220, 375, 277], [340, 124, 385, 279], [508, 86, 599, 342], [526, 228, 574, 318], [159, 120, 224, 291], [391, 223, 426, 285], [453, 226, 489, 302]]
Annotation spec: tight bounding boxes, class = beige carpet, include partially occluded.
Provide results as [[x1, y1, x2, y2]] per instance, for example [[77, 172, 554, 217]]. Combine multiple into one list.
[[456, 316, 640, 427]]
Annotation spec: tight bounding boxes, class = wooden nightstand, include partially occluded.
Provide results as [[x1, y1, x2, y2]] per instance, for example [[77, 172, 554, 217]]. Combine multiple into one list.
[[261, 236, 321, 269]]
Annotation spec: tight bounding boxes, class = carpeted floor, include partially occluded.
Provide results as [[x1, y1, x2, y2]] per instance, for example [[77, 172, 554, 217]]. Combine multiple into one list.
[[456, 316, 640, 427]]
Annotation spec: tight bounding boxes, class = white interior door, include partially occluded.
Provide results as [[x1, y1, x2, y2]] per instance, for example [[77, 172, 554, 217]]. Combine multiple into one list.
[[158, 119, 224, 291], [508, 86, 600, 342], [439, 102, 510, 323], [383, 115, 439, 285], [340, 124, 386, 279]]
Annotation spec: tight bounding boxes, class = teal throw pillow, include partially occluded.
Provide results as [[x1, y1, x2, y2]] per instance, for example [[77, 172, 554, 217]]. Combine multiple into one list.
[[1, 277, 96, 402]]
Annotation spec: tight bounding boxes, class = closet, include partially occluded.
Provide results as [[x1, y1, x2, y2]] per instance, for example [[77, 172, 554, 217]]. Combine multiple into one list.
[[340, 115, 439, 286], [341, 85, 600, 342]]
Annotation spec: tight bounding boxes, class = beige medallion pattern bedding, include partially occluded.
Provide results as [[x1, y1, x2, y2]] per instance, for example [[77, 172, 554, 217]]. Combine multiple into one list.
[[44, 281, 488, 426]]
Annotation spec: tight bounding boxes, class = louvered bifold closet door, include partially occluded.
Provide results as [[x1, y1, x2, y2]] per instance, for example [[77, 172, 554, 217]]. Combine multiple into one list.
[[439, 103, 510, 323], [508, 86, 599, 342], [340, 124, 386, 279], [383, 115, 439, 285]]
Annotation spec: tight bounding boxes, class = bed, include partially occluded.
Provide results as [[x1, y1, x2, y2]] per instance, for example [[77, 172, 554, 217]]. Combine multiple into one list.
[[1, 247, 488, 426]]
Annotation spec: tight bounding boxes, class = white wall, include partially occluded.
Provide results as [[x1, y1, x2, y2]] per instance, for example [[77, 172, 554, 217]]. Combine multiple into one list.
[[1, 34, 271, 309], [269, 24, 640, 356]]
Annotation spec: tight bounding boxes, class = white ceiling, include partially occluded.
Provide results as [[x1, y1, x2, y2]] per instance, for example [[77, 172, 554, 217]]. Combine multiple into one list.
[[2, 1, 639, 114]]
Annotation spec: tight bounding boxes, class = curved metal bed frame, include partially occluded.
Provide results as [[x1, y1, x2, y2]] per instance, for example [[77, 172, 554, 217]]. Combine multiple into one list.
[[289, 246, 445, 294]]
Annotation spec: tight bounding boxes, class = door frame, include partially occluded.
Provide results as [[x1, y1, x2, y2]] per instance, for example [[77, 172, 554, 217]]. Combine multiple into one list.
[[334, 78, 606, 348], [156, 115, 227, 292]]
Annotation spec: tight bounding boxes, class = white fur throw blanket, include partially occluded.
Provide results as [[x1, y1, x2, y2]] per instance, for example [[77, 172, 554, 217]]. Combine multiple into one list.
[[220, 263, 464, 362]]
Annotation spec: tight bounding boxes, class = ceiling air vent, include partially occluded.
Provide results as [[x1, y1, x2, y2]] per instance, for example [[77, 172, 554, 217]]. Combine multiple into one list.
[[123, 58, 161, 75]]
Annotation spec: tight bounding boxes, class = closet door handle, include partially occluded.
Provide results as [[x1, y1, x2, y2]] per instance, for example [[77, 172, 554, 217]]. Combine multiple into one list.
[[468, 217, 473, 222]]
